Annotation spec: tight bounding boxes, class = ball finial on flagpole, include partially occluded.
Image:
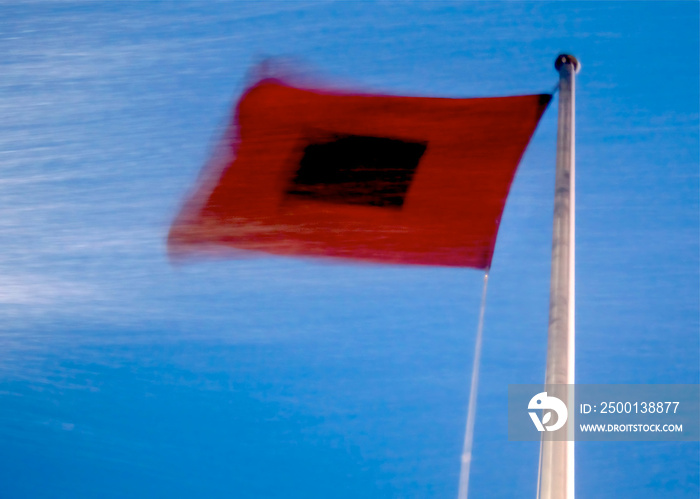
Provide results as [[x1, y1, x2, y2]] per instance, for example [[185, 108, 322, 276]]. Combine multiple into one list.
[[555, 53, 581, 73]]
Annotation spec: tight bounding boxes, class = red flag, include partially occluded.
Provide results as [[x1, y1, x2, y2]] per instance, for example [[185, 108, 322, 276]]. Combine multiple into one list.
[[169, 78, 550, 269]]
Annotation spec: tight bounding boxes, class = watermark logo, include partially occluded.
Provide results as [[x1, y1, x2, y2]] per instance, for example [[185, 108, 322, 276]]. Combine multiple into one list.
[[528, 392, 568, 432], [510, 384, 698, 441]]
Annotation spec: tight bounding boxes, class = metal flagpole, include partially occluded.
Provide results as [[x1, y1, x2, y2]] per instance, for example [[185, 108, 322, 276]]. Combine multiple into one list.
[[538, 54, 580, 499]]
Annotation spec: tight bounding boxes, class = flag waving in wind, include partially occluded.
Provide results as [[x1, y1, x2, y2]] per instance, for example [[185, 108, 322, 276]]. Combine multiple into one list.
[[169, 75, 551, 268]]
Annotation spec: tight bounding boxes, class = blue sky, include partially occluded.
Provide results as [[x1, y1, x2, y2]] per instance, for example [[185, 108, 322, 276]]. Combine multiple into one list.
[[0, 2, 698, 498]]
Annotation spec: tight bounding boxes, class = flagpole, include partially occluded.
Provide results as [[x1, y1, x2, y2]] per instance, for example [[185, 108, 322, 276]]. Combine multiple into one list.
[[538, 54, 579, 499]]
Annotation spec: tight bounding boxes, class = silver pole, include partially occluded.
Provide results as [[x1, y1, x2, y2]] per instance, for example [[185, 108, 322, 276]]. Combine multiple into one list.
[[538, 54, 579, 499]]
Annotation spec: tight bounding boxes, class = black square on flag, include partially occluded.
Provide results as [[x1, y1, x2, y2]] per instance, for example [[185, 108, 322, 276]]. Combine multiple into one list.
[[286, 134, 427, 208]]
